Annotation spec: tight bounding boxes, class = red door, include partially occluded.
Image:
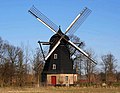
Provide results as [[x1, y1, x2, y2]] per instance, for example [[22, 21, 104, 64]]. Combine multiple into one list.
[[51, 76, 56, 85]]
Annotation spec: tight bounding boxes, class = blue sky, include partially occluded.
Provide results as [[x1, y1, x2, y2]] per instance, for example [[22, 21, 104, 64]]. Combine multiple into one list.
[[0, 0, 120, 65]]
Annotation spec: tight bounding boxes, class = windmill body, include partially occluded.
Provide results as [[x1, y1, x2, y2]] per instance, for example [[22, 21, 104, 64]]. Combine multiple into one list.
[[42, 29, 77, 85], [28, 6, 97, 86]]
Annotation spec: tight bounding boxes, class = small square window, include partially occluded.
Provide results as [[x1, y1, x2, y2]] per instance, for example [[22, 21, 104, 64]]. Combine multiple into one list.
[[52, 64, 56, 69], [54, 54, 57, 59], [65, 76, 68, 82]]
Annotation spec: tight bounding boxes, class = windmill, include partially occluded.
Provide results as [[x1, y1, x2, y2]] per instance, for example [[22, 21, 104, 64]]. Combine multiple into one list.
[[28, 6, 97, 86]]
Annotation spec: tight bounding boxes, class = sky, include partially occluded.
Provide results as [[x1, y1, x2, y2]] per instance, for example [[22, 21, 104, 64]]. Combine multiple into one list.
[[0, 0, 120, 66]]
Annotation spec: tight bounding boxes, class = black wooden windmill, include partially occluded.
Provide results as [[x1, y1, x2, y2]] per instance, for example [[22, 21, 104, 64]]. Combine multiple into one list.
[[28, 6, 97, 86]]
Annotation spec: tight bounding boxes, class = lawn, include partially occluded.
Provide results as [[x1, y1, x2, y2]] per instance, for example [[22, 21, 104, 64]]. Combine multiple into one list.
[[0, 87, 120, 93]]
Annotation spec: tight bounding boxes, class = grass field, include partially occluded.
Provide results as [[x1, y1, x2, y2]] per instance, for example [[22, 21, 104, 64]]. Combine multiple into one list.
[[0, 87, 120, 93]]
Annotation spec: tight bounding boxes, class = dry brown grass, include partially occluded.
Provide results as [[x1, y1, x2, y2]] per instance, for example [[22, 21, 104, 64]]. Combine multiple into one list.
[[0, 86, 120, 93]]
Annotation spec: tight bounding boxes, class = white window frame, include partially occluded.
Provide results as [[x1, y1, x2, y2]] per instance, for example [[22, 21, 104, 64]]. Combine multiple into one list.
[[54, 54, 57, 59], [65, 76, 68, 82], [52, 64, 56, 69]]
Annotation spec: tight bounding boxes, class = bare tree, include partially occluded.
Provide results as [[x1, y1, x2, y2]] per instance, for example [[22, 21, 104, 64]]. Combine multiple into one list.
[[0, 37, 5, 64], [0, 37, 36, 86], [101, 53, 117, 83], [0, 37, 24, 86], [16, 49, 25, 86], [83, 49, 97, 84], [21, 43, 33, 86], [5, 44, 21, 85], [33, 48, 44, 87], [69, 35, 85, 75], [0, 37, 3, 57]]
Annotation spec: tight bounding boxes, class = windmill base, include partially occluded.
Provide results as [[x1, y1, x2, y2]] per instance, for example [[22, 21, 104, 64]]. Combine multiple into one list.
[[42, 74, 78, 86]]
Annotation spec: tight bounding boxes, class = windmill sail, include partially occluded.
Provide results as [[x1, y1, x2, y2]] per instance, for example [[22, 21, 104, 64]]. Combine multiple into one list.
[[70, 42, 83, 56], [28, 6, 59, 33], [65, 7, 91, 35]]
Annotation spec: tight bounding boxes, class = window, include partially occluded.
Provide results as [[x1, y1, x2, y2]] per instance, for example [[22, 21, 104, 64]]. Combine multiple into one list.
[[65, 76, 68, 82], [52, 64, 56, 69], [54, 54, 57, 59], [74, 75, 77, 82]]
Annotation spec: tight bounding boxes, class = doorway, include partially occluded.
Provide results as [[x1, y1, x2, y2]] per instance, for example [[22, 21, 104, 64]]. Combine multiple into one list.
[[51, 76, 56, 85]]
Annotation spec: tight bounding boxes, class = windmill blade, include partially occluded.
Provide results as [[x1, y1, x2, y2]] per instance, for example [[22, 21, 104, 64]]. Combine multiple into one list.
[[68, 41, 97, 64], [69, 41, 88, 57], [45, 39, 61, 60], [28, 6, 59, 33], [71, 42, 83, 56], [65, 7, 91, 34]]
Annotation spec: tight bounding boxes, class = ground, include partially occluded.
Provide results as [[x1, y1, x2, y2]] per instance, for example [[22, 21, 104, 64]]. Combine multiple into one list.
[[1, 87, 120, 93]]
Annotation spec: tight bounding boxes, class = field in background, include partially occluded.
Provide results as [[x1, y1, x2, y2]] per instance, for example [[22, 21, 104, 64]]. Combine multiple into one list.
[[0, 87, 120, 93]]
